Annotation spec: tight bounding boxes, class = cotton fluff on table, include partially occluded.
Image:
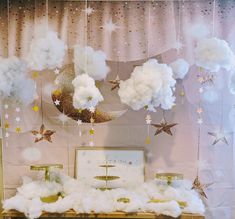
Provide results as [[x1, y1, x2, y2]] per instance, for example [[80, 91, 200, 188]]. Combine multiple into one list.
[[3, 171, 205, 219]]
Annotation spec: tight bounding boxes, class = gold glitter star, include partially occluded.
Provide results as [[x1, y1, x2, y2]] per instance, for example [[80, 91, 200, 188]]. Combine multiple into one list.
[[192, 175, 213, 199], [4, 122, 9, 129], [109, 75, 120, 91], [32, 105, 39, 112], [89, 128, 95, 135], [32, 72, 39, 79], [31, 124, 56, 143], [208, 131, 229, 145], [16, 127, 22, 133], [53, 89, 62, 96], [151, 119, 177, 136]]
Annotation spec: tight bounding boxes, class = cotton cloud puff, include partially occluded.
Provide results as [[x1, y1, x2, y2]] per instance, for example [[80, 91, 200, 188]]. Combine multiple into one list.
[[3, 171, 205, 219], [27, 31, 67, 71], [170, 58, 190, 80], [194, 37, 235, 72], [118, 59, 176, 111], [74, 45, 110, 80], [72, 74, 104, 109], [0, 57, 36, 105], [188, 22, 209, 40]]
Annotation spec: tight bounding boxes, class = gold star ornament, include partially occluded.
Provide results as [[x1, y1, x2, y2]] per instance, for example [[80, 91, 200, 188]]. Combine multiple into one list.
[[192, 175, 213, 199], [151, 119, 177, 136], [31, 124, 56, 143]]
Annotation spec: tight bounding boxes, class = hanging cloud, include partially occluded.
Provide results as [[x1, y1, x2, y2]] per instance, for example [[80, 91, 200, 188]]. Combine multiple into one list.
[[72, 74, 104, 110], [188, 22, 209, 40], [118, 59, 176, 111], [27, 31, 67, 71], [194, 37, 235, 72], [0, 57, 36, 105], [170, 58, 190, 80], [74, 45, 110, 80]]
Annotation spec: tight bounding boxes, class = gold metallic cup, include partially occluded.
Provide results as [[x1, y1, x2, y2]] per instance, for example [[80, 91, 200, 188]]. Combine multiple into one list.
[[30, 164, 63, 181], [155, 173, 183, 185]]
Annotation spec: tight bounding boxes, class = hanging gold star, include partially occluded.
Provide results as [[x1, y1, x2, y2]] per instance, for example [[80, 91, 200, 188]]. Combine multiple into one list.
[[4, 122, 9, 129], [32, 105, 39, 112], [53, 89, 62, 96], [31, 124, 56, 143], [16, 127, 22, 133], [32, 72, 39, 79], [151, 119, 177, 136], [192, 175, 213, 199], [109, 75, 120, 91], [208, 131, 229, 145]]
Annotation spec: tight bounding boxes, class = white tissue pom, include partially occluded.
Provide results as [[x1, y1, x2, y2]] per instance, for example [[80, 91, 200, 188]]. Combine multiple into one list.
[[170, 59, 190, 80], [194, 37, 235, 72], [118, 59, 176, 111], [74, 45, 110, 80], [21, 147, 41, 161], [0, 57, 36, 105], [27, 31, 67, 71], [72, 74, 104, 109]]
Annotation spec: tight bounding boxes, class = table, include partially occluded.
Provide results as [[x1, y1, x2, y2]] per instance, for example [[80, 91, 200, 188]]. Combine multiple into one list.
[[2, 210, 205, 219]]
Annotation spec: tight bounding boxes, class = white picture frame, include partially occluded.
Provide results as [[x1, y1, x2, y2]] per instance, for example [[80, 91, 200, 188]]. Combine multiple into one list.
[[75, 147, 145, 189]]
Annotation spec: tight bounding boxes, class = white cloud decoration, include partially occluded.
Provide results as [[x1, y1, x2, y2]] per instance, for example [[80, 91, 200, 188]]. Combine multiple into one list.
[[118, 59, 176, 112], [0, 57, 36, 105], [22, 147, 41, 162], [74, 45, 110, 80], [194, 37, 235, 72], [72, 74, 104, 110], [27, 31, 67, 71], [170, 58, 190, 80]]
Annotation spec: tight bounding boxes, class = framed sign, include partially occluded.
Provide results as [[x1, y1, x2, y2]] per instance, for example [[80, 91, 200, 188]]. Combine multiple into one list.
[[75, 147, 145, 189]]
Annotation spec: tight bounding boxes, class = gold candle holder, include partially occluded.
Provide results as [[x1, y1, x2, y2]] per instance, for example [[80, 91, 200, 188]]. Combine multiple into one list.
[[155, 173, 183, 185], [30, 164, 63, 181]]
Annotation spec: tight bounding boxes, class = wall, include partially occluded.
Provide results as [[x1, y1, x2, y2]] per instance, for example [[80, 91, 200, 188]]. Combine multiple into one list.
[[1, 1, 235, 218]]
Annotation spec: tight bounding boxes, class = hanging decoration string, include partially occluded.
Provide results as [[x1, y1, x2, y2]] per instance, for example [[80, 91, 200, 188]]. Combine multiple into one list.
[[212, 0, 216, 37], [145, 2, 151, 145]]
